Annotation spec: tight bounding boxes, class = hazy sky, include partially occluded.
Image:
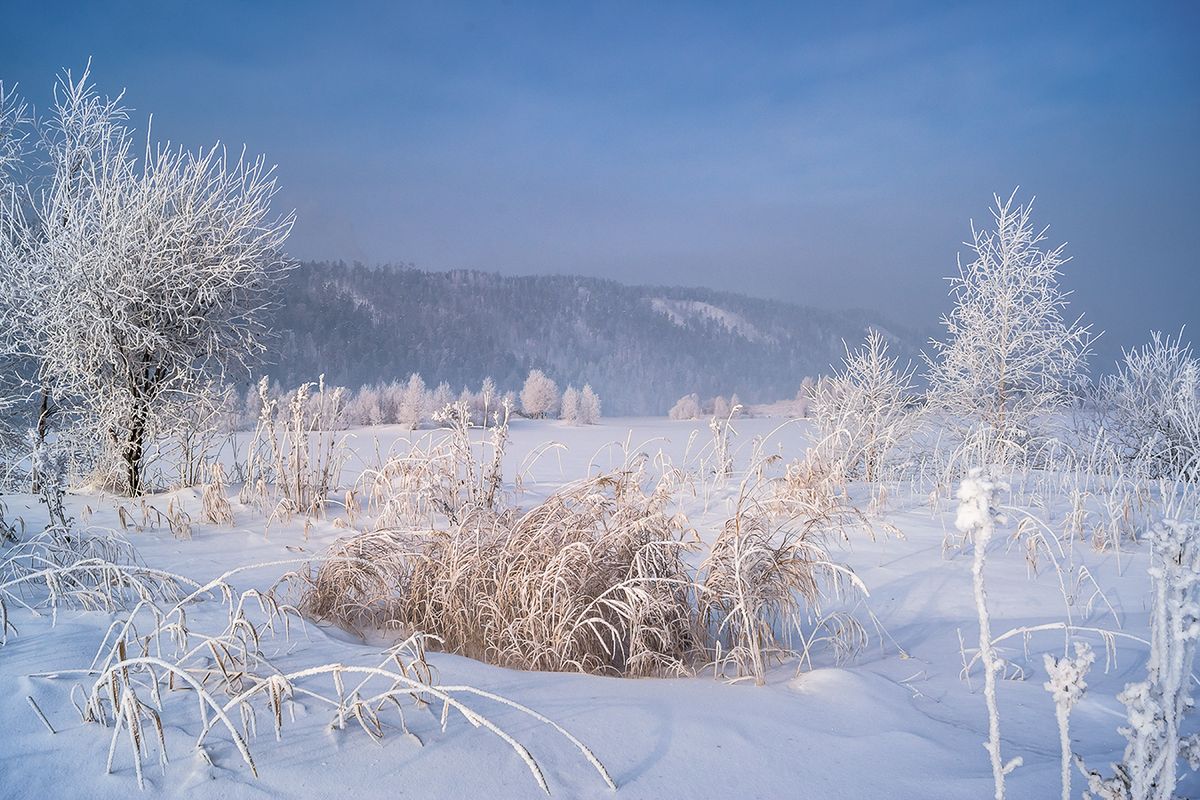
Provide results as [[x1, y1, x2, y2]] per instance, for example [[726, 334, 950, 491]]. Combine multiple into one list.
[[3, 1, 1197, 362]]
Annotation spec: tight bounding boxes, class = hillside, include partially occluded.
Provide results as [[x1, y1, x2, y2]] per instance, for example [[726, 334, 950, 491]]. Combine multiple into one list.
[[261, 262, 927, 415]]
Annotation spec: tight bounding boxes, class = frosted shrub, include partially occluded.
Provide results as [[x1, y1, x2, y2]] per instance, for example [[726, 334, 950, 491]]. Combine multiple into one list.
[[431, 398, 510, 519], [30, 432, 72, 529], [1079, 518, 1200, 800], [711, 395, 731, 419], [430, 381, 454, 415], [456, 386, 479, 423], [167, 383, 237, 489], [343, 384, 384, 426], [778, 451, 850, 522], [1095, 331, 1200, 479], [795, 377, 816, 418], [812, 330, 917, 482], [201, 462, 233, 525], [304, 442, 868, 683], [708, 406, 739, 479], [357, 398, 512, 529], [241, 377, 348, 523], [479, 376, 497, 410]]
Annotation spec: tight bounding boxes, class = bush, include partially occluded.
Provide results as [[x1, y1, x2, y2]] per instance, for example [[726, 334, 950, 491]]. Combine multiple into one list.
[[811, 331, 917, 482], [1095, 331, 1199, 479]]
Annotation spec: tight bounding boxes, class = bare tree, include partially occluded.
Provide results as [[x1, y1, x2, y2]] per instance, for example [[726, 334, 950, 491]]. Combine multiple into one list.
[[5, 66, 294, 494], [926, 190, 1092, 457]]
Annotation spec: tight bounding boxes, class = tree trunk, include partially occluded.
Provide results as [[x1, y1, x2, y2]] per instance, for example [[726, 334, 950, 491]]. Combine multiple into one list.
[[30, 388, 52, 493], [124, 403, 146, 496]]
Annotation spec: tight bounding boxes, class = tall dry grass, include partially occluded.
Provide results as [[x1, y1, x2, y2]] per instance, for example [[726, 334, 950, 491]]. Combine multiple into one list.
[[294, 424, 874, 684]]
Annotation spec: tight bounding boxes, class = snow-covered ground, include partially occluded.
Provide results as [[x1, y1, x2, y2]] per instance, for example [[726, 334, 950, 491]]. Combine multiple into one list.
[[0, 417, 1184, 799]]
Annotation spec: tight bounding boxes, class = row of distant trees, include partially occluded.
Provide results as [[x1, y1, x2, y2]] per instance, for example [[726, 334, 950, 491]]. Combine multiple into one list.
[[253, 369, 602, 430], [518, 369, 601, 424], [667, 392, 744, 420]]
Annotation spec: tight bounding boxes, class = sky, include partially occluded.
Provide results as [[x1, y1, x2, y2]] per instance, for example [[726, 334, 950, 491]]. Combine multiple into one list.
[[2, 1, 1197, 363]]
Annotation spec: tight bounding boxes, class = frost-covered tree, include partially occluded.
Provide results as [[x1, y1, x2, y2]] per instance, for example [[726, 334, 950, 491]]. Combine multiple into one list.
[[501, 389, 518, 413], [579, 384, 601, 425], [520, 369, 559, 419], [711, 395, 731, 420], [0, 81, 32, 455], [379, 380, 404, 423], [668, 393, 702, 420], [0, 81, 29, 181], [397, 373, 427, 429], [480, 376, 497, 412], [812, 331, 917, 482], [345, 384, 384, 427], [926, 191, 1092, 453], [430, 381, 454, 416], [560, 385, 580, 424], [3, 67, 294, 494], [456, 387, 478, 424]]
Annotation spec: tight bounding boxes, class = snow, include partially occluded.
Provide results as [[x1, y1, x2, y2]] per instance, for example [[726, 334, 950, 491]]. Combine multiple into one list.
[[650, 298, 770, 343], [0, 416, 1193, 799]]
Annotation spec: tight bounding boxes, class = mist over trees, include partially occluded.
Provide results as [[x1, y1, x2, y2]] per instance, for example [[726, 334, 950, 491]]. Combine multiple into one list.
[[260, 262, 926, 416]]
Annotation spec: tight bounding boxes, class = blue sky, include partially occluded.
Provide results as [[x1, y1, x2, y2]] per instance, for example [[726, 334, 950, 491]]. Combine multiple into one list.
[[3, 1, 1197, 360]]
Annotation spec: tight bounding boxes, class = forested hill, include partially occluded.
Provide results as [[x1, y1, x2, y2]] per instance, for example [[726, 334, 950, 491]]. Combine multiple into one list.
[[260, 262, 926, 415]]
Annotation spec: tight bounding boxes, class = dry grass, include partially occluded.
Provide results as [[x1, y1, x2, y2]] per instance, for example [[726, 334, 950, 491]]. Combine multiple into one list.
[[241, 376, 348, 528], [0, 525, 191, 645], [201, 462, 233, 525], [2, 524, 614, 795], [700, 470, 870, 684], [295, 469, 701, 676], [296, 441, 873, 684], [353, 398, 512, 529]]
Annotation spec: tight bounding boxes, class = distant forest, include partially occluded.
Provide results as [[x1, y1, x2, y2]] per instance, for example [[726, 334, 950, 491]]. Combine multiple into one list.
[[259, 262, 925, 416]]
